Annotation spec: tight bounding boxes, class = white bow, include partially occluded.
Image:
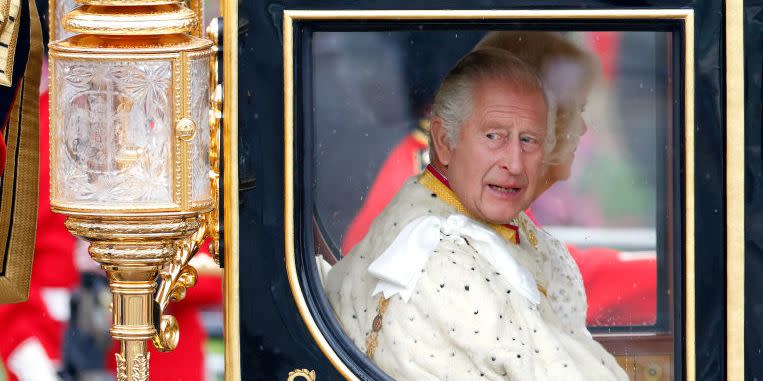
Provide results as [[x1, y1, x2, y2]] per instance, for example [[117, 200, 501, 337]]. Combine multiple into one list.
[[368, 214, 540, 305]]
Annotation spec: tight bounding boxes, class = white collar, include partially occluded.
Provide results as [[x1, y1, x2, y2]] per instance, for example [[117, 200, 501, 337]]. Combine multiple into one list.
[[368, 214, 540, 305]]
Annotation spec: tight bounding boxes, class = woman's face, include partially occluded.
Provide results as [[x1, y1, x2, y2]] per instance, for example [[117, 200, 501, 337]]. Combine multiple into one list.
[[550, 103, 588, 180], [533, 85, 591, 200]]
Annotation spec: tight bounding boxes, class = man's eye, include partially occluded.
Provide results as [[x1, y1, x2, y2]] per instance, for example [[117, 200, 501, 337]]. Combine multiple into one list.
[[520, 136, 537, 144], [486, 133, 499, 140]]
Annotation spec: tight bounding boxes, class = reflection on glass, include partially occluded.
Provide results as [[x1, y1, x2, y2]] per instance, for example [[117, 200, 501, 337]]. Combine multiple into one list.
[[311, 30, 674, 380]]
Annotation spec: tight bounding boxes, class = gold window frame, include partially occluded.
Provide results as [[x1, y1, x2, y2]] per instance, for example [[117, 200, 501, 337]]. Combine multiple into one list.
[[221, 0, 239, 378]]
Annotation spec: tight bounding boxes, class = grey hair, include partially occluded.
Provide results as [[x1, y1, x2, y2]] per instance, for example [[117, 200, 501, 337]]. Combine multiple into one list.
[[431, 48, 557, 156]]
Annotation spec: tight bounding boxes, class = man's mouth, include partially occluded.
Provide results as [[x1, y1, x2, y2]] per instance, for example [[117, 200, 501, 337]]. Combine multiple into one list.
[[488, 184, 521, 194]]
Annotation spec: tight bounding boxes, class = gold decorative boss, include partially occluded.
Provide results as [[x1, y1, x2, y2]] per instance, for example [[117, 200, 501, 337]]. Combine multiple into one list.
[[48, 0, 216, 379]]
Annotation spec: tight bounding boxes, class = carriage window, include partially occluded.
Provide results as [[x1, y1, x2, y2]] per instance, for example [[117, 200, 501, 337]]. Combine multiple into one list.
[[308, 29, 677, 380]]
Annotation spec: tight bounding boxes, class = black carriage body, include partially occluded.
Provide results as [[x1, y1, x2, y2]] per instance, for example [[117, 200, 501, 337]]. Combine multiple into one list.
[[231, 1, 750, 380]]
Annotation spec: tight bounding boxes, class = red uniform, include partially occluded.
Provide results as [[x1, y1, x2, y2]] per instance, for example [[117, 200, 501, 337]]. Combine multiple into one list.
[[0, 91, 78, 381], [569, 246, 657, 326], [342, 132, 428, 254]]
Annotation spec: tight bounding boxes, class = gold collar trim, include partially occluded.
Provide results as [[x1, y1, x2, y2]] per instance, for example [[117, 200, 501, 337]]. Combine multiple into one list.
[[418, 167, 520, 245]]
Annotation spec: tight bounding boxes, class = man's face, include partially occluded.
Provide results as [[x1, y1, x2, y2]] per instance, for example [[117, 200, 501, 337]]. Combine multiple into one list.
[[434, 80, 548, 224]]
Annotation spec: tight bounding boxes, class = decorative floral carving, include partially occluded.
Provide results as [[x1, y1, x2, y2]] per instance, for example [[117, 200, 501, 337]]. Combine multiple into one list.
[[54, 59, 173, 205], [115, 353, 127, 381], [132, 353, 149, 381], [113, 64, 170, 119]]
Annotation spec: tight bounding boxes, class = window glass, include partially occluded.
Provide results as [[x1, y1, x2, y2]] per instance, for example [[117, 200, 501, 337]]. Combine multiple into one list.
[[311, 29, 675, 380]]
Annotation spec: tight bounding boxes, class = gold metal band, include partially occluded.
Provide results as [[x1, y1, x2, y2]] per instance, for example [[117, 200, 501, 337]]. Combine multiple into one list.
[[49, 33, 212, 54], [63, 4, 197, 35]]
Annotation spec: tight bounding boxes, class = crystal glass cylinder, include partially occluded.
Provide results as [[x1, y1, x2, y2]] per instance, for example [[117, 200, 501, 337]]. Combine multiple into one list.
[[52, 58, 174, 205], [49, 35, 213, 214]]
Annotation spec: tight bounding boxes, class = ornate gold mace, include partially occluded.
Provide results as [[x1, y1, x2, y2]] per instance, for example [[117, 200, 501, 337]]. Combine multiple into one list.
[[48, 0, 218, 379]]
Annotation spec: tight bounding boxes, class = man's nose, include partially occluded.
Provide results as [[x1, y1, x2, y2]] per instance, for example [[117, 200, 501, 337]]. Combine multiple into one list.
[[499, 138, 523, 175]]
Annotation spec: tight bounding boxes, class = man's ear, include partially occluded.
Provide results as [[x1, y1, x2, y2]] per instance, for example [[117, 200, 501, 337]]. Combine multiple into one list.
[[430, 117, 453, 166]]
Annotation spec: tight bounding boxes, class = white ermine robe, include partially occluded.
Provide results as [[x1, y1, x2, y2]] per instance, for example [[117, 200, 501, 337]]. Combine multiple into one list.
[[325, 173, 628, 381]]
